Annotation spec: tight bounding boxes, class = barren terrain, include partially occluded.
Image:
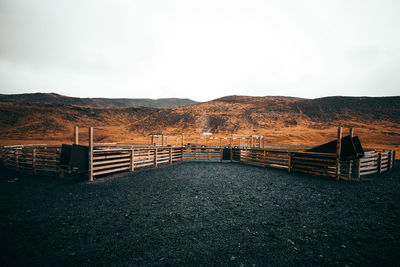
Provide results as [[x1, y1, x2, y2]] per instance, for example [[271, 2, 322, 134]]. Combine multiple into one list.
[[0, 94, 399, 155], [1, 162, 400, 266]]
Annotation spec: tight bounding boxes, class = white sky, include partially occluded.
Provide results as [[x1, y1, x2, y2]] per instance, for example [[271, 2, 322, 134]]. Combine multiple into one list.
[[0, 0, 399, 101]]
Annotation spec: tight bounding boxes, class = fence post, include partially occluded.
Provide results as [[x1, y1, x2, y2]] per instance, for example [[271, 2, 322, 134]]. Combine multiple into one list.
[[230, 146, 233, 162], [348, 160, 353, 179], [245, 148, 248, 164], [32, 149, 36, 175], [15, 149, 18, 171], [169, 147, 173, 164], [154, 148, 158, 167], [89, 127, 94, 182], [74, 126, 79, 145], [220, 148, 223, 162], [130, 149, 135, 172], [356, 158, 361, 179], [288, 152, 292, 172], [181, 148, 184, 161], [263, 150, 267, 167], [393, 151, 396, 169], [349, 127, 354, 138], [335, 127, 342, 180], [378, 153, 382, 173]]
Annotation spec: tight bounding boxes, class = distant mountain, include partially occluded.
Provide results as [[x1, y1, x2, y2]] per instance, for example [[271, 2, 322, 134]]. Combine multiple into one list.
[[129, 95, 400, 134], [0, 94, 399, 152], [0, 93, 199, 108]]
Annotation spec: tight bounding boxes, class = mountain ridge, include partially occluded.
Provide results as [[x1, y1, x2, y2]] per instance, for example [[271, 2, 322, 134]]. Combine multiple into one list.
[[0, 92, 199, 108], [0, 94, 399, 152]]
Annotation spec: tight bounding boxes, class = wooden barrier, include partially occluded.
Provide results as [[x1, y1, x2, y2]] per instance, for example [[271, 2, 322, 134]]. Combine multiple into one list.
[[183, 147, 222, 161], [0, 145, 61, 175], [0, 125, 396, 182], [91, 147, 184, 178]]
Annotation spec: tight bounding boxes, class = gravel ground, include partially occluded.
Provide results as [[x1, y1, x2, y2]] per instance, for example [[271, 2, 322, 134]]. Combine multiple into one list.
[[1, 161, 400, 266]]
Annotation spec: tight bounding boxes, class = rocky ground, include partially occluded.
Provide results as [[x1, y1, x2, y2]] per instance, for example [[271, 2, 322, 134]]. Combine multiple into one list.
[[1, 161, 400, 266]]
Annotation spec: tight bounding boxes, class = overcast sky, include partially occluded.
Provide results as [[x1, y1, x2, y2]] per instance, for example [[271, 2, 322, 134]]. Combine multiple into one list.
[[0, 0, 399, 101]]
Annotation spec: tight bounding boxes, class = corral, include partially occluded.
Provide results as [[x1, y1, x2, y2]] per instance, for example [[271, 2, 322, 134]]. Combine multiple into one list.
[[0, 127, 395, 181]]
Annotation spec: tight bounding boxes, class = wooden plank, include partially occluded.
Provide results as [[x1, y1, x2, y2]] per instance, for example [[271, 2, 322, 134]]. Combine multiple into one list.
[[292, 164, 335, 174], [134, 162, 155, 168], [93, 166, 130, 176], [93, 162, 131, 171], [292, 155, 336, 163], [292, 159, 335, 168], [360, 169, 379, 176], [93, 157, 130, 166], [93, 153, 130, 160], [360, 165, 379, 172]]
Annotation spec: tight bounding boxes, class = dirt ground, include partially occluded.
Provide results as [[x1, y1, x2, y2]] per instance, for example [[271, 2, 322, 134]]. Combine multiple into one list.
[[1, 161, 400, 266]]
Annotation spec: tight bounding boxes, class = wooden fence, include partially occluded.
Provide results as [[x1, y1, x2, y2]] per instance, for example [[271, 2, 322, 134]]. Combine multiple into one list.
[[183, 147, 223, 161], [0, 145, 61, 175], [92, 146, 183, 178], [230, 147, 395, 181], [0, 144, 396, 181]]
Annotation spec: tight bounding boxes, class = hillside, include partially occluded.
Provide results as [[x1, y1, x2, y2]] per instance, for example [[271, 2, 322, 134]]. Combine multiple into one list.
[[0, 93, 199, 108], [0, 95, 399, 152]]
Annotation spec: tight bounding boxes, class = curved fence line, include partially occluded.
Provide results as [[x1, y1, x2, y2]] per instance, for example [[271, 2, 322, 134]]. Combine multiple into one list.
[[0, 144, 395, 182]]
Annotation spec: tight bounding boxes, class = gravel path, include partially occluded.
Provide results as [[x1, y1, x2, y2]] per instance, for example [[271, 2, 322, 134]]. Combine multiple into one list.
[[1, 161, 400, 266]]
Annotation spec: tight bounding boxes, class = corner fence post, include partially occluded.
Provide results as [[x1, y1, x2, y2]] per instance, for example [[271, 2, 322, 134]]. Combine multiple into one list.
[[335, 127, 342, 180], [130, 149, 135, 172], [89, 127, 94, 182], [74, 126, 79, 145]]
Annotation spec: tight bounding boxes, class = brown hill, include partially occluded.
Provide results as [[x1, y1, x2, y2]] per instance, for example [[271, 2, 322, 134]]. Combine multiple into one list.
[[0, 93, 198, 108], [0, 95, 399, 153]]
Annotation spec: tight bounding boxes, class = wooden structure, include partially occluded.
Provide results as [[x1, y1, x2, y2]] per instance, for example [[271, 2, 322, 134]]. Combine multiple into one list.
[[0, 127, 396, 181]]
